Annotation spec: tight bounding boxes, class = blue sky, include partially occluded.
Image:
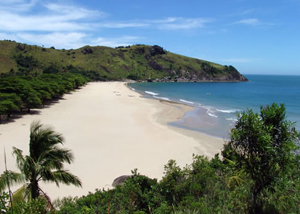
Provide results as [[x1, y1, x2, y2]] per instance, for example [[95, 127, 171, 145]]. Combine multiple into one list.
[[0, 0, 299, 75]]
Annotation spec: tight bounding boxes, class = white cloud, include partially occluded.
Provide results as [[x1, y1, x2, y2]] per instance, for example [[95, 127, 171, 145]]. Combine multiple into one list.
[[1, 0, 25, 4], [92, 36, 142, 47], [0, 0, 39, 12], [1, 32, 143, 49], [95, 17, 210, 30], [100, 22, 149, 28], [221, 58, 252, 63], [229, 18, 276, 28], [154, 17, 212, 30], [0, 33, 19, 41], [239, 9, 256, 15], [44, 3, 103, 20], [0, 0, 213, 49], [220, 57, 264, 64], [235, 18, 260, 26], [0, 2, 102, 32], [0, 0, 211, 34], [16, 32, 88, 49], [0, 1, 147, 49], [0, 12, 93, 31]]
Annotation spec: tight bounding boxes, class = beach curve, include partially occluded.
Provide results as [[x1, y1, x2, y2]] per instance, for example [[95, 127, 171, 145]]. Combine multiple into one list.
[[0, 82, 224, 200]]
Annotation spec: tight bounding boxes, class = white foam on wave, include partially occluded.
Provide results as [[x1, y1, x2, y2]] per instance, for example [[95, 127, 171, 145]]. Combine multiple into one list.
[[207, 112, 218, 118], [206, 108, 218, 118], [145, 91, 159, 96], [153, 96, 170, 101], [226, 117, 238, 122], [180, 99, 194, 104], [216, 109, 239, 113]]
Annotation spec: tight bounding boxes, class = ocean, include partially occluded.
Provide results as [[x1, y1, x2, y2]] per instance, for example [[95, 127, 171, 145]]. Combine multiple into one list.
[[128, 75, 300, 139]]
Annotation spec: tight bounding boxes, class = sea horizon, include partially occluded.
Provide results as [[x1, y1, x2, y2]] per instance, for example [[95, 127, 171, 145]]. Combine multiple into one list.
[[129, 74, 300, 139]]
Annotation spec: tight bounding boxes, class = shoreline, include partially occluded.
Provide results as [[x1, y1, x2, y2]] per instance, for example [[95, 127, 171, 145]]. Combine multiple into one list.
[[0, 82, 224, 200], [125, 82, 233, 141], [125, 82, 226, 151]]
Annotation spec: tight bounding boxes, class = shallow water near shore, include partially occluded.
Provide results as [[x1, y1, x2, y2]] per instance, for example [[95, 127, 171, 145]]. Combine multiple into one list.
[[129, 75, 300, 138]]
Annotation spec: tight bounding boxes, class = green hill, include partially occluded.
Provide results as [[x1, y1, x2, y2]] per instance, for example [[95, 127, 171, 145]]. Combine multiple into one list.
[[0, 40, 247, 82]]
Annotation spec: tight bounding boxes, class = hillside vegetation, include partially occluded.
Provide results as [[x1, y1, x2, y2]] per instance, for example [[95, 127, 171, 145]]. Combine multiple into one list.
[[0, 40, 248, 122], [0, 40, 247, 82]]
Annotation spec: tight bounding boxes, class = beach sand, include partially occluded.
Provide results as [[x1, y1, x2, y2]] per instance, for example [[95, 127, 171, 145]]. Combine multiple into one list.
[[0, 82, 224, 200]]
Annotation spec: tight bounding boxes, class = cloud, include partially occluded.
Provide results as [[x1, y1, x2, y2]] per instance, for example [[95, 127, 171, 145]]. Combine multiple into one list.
[[0, 33, 19, 41], [0, 1, 148, 48], [153, 17, 212, 30], [0, 2, 102, 32], [92, 36, 143, 47], [0, 1, 212, 49], [221, 58, 252, 63], [239, 9, 256, 15], [220, 57, 264, 64], [235, 18, 261, 26], [44, 3, 103, 20], [95, 17, 211, 30], [229, 18, 277, 29], [0, 12, 94, 32], [0, 1, 209, 33], [0, 0, 39, 12], [14, 32, 88, 49], [100, 22, 149, 28], [0, 32, 143, 49], [0, 0, 211, 33]]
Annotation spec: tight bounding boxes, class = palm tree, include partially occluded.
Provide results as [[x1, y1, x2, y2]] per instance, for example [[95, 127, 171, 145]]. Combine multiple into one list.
[[0, 120, 82, 203]]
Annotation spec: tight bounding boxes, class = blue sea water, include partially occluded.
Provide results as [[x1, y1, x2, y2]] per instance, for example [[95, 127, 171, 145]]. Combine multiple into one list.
[[128, 75, 300, 139]]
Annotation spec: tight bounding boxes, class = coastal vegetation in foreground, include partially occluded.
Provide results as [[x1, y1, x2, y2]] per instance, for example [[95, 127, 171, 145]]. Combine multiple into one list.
[[0, 103, 299, 213], [0, 121, 82, 213]]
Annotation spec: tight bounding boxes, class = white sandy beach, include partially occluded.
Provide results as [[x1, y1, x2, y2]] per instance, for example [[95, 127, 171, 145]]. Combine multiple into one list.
[[0, 82, 224, 200]]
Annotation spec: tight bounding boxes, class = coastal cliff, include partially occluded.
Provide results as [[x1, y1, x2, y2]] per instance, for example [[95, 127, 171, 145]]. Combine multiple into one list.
[[0, 40, 247, 82]]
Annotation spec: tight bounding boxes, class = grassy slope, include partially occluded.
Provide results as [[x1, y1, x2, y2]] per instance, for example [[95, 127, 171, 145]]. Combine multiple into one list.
[[0, 40, 246, 81], [0, 41, 18, 73]]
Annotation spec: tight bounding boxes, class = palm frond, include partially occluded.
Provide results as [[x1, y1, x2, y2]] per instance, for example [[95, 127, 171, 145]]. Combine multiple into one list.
[[30, 120, 65, 161], [30, 120, 43, 133], [0, 171, 25, 192], [8, 121, 82, 201], [226, 169, 246, 188], [22, 156, 36, 180], [11, 184, 27, 205], [45, 170, 82, 187], [12, 147, 25, 170], [39, 147, 74, 167]]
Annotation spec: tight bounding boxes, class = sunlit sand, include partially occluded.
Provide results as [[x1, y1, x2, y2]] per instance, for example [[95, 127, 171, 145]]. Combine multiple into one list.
[[0, 82, 224, 200]]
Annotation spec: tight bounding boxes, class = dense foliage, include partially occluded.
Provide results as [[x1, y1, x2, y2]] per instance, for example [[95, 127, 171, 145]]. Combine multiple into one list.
[[222, 103, 300, 213], [0, 104, 292, 213]]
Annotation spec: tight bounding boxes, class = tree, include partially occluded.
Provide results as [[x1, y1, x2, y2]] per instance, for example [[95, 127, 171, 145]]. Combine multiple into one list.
[[222, 103, 299, 213], [0, 77, 42, 112], [0, 121, 82, 205], [0, 93, 22, 121]]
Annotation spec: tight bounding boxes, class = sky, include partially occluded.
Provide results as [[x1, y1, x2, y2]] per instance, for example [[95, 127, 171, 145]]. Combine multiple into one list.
[[0, 0, 300, 75]]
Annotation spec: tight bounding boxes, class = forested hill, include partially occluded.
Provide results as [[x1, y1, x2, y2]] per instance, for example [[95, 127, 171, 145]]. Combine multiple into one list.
[[0, 40, 247, 82]]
